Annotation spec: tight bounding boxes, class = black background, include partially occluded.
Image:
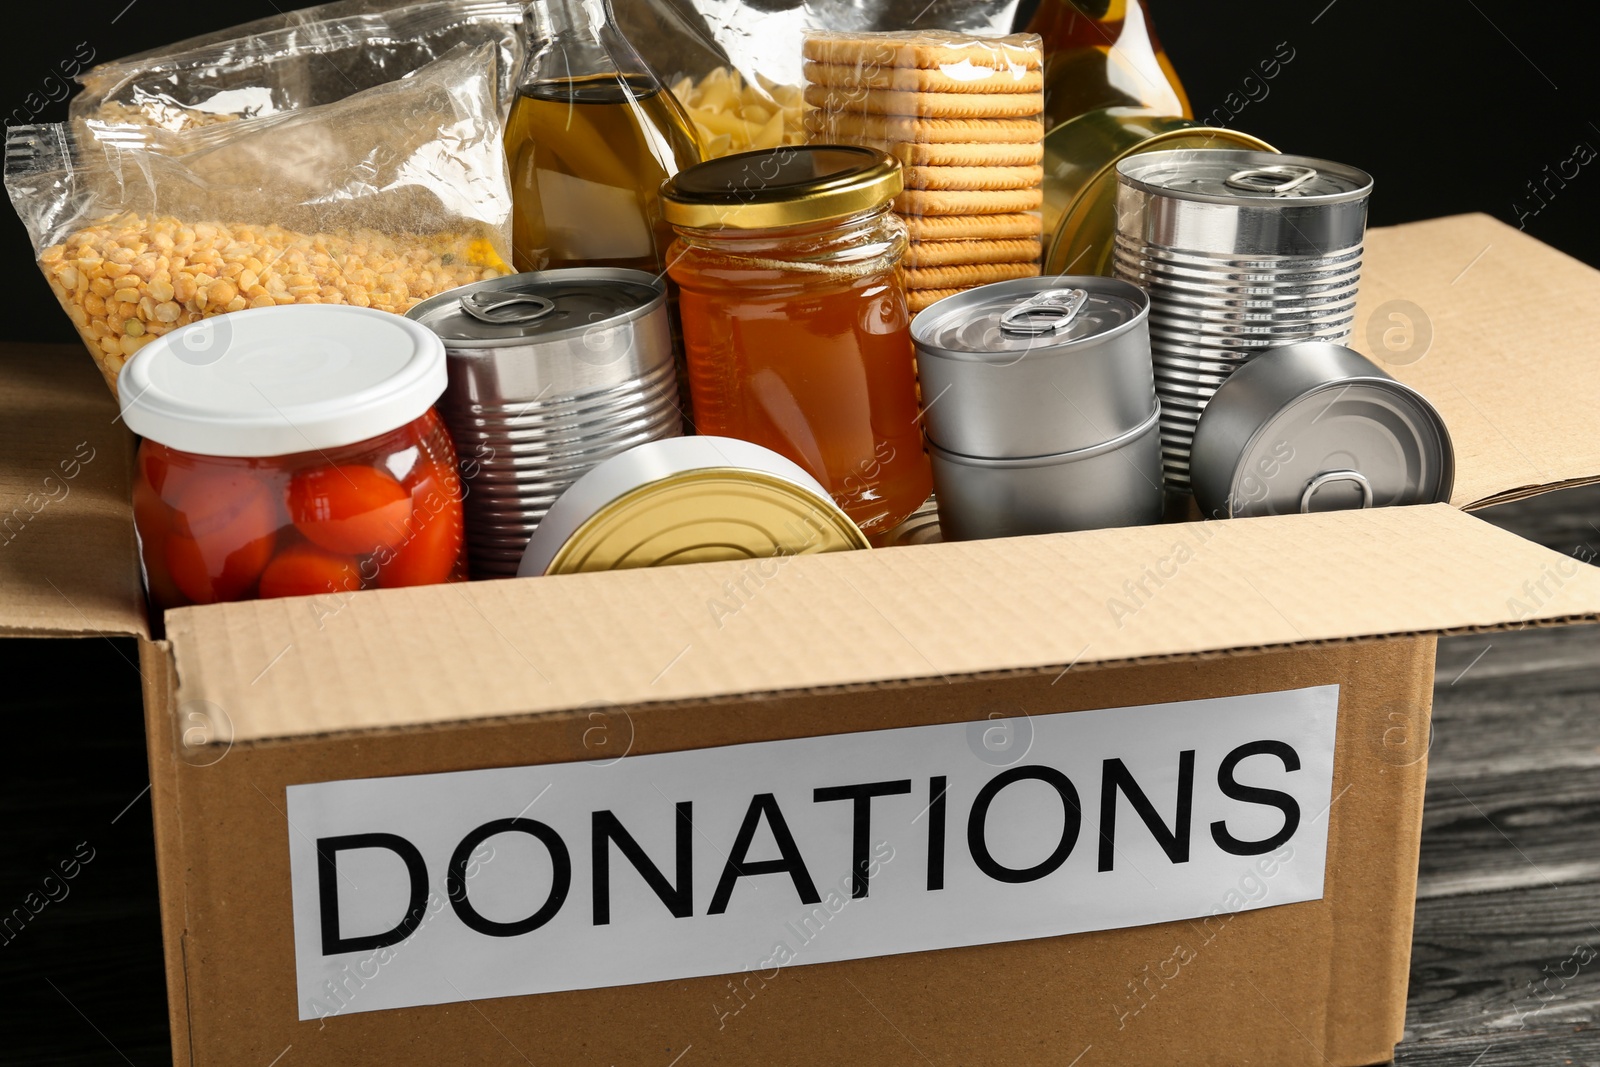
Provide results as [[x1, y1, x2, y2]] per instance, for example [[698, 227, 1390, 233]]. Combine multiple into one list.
[[1, 0, 1597, 344]]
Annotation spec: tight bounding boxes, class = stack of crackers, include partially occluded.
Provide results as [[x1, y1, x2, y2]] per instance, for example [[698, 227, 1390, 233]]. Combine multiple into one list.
[[802, 30, 1046, 314]]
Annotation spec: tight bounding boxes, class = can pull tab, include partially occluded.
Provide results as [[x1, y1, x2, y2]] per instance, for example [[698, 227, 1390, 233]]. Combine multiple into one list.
[[459, 290, 557, 325], [999, 288, 1089, 336], [1225, 165, 1319, 196], [1300, 469, 1374, 513]]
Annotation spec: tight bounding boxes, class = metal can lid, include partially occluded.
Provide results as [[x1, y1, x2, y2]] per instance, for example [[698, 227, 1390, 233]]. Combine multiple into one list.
[[1190, 342, 1454, 519], [517, 436, 870, 577], [405, 268, 665, 349], [912, 276, 1148, 359], [661, 145, 902, 231], [1117, 149, 1373, 206], [118, 304, 445, 458]]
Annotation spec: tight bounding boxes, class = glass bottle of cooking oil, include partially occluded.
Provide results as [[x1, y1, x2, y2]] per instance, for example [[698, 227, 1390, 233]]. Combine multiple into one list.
[[505, 0, 703, 274], [1023, 0, 1192, 130]]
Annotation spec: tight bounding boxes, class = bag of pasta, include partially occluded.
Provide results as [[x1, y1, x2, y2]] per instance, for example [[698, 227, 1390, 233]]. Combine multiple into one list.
[[615, 0, 1025, 157], [71, 0, 523, 132], [5, 43, 513, 396]]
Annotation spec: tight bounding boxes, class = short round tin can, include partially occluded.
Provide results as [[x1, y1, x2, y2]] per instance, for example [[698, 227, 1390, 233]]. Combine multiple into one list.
[[1189, 342, 1454, 519], [910, 277, 1156, 458], [516, 436, 870, 577], [1113, 149, 1374, 494], [407, 269, 682, 578], [929, 406, 1165, 541]]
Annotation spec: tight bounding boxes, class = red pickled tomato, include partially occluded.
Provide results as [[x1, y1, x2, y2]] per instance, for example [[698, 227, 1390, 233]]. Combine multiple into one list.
[[161, 470, 281, 604], [290, 465, 413, 556], [376, 468, 465, 588], [258, 543, 363, 600], [164, 530, 277, 604], [169, 468, 283, 543]]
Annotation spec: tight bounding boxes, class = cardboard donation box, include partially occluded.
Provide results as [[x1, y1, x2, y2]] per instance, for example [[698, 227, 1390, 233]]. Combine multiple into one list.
[[5, 214, 1600, 1067]]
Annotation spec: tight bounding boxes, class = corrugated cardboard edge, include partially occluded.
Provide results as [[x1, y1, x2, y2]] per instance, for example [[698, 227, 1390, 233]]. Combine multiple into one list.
[[141, 637, 192, 1067], [1463, 477, 1600, 511], [1323, 638, 1434, 1064]]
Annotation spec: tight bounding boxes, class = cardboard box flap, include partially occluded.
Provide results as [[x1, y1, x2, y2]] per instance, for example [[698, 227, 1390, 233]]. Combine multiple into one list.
[[164, 502, 1600, 744], [0, 344, 144, 638], [1356, 214, 1600, 509]]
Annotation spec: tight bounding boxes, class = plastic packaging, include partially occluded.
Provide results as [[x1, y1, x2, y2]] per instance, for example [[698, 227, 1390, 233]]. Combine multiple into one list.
[[5, 44, 514, 395], [802, 29, 1046, 313], [613, 0, 1026, 157], [71, 1, 523, 132]]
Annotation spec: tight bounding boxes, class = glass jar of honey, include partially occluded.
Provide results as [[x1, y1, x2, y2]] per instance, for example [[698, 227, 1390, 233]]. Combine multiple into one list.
[[661, 145, 932, 536], [120, 305, 468, 612]]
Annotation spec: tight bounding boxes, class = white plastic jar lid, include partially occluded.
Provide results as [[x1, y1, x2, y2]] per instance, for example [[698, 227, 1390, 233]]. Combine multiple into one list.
[[118, 305, 447, 457]]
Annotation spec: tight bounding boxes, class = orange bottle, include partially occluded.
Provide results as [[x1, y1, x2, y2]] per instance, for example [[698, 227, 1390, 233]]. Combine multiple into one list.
[[661, 146, 932, 537], [1025, 0, 1192, 129]]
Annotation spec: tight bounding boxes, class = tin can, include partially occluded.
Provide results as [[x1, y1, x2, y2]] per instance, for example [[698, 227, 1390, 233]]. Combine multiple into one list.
[[878, 496, 944, 548], [1189, 342, 1454, 519], [911, 277, 1155, 458], [407, 269, 682, 578], [929, 406, 1165, 541], [1113, 149, 1374, 493], [517, 436, 870, 577], [1042, 108, 1276, 276]]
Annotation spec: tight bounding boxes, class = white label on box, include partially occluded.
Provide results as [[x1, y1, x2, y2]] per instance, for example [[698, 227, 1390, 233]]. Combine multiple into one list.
[[287, 685, 1339, 1020]]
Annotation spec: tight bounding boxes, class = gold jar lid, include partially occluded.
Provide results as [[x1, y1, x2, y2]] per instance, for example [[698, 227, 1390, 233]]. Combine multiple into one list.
[[660, 145, 902, 230]]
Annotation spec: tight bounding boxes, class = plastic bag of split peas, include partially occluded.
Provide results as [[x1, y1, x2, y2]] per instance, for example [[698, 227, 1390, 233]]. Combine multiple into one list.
[[603, 0, 1026, 158], [4, 44, 514, 397], [69, 1, 523, 133]]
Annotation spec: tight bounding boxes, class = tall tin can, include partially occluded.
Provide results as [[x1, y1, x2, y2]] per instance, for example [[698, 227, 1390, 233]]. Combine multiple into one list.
[[407, 269, 682, 578], [1112, 149, 1373, 493]]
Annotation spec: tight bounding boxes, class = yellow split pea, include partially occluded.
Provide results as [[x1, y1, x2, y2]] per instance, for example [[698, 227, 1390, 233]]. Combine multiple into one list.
[[38, 214, 511, 393]]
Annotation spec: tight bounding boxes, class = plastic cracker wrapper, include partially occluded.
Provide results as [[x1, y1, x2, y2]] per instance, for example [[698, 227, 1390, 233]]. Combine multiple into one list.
[[5, 44, 513, 396], [610, 0, 1025, 158], [802, 30, 1045, 313], [71, 0, 523, 132]]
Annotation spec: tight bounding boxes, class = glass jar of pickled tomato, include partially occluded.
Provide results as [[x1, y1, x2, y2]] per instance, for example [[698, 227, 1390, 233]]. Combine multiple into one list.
[[661, 145, 932, 536], [119, 305, 467, 612]]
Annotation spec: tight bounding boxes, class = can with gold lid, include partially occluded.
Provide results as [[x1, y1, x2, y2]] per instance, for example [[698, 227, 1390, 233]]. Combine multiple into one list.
[[516, 436, 868, 577], [660, 145, 932, 537]]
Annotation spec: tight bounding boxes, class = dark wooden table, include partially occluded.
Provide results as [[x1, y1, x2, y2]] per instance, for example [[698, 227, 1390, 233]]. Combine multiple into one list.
[[2, 486, 1597, 1066]]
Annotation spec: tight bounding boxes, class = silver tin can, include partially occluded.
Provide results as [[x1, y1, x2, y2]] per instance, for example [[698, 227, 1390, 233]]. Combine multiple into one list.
[[407, 269, 681, 578], [1113, 149, 1373, 493], [1189, 342, 1454, 519], [910, 277, 1155, 458], [930, 406, 1164, 541]]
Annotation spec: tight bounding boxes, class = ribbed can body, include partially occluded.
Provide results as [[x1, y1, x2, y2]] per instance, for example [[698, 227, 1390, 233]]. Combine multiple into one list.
[[1113, 150, 1371, 492]]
